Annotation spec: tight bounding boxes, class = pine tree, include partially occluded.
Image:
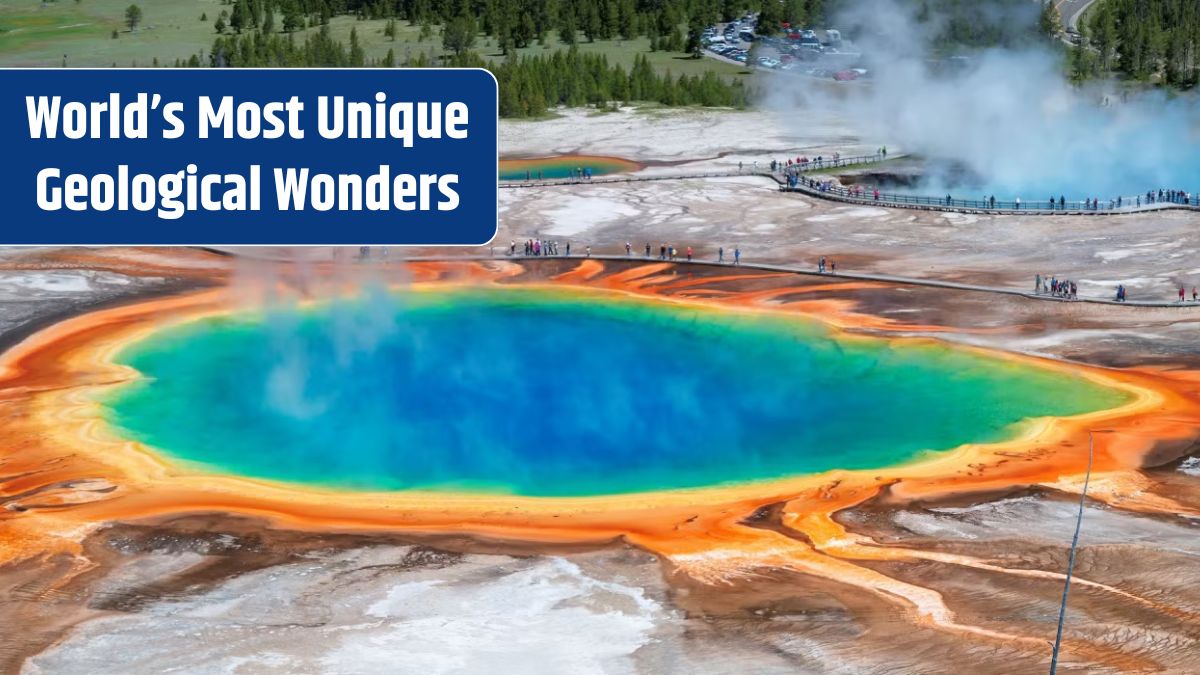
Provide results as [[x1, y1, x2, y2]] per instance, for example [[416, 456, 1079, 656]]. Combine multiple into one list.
[[1038, 1, 1061, 40], [230, 0, 246, 33], [757, 0, 781, 35], [686, 16, 705, 57], [124, 4, 143, 32], [282, 5, 303, 32]]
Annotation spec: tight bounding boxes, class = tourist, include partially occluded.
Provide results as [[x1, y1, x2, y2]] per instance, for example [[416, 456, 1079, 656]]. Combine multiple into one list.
[[645, 242, 651, 257], [1035, 274, 1041, 294], [586, 245, 592, 257], [566, 241, 571, 256], [1180, 286, 1186, 302], [831, 260, 837, 273], [686, 246, 693, 262], [659, 244, 666, 260], [625, 242, 632, 256], [1193, 287, 1198, 302], [719, 247, 724, 263], [820, 256, 827, 273], [734, 247, 741, 265]]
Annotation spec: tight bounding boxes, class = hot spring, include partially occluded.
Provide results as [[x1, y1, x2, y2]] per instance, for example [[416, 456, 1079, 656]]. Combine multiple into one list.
[[499, 155, 641, 181], [100, 287, 1128, 496]]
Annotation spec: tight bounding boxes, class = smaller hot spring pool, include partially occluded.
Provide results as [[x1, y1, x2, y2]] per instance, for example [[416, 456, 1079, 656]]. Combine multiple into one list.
[[499, 155, 641, 181], [100, 287, 1129, 497]]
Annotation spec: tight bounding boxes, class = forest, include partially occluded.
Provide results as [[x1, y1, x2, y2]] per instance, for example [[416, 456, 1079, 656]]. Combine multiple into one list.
[[1074, 0, 1198, 87], [200, 26, 749, 115], [194, 0, 765, 115], [187, 0, 1195, 120]]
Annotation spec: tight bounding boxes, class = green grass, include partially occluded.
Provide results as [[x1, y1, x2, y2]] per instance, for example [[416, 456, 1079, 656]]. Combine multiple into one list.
[[0, 2, 750, 83], [0, 0, 223, 66], [315, 16, 749, 80], [0, 5, 107, 53]]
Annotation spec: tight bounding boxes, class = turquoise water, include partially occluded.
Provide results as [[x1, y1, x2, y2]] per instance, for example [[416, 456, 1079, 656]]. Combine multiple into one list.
[[102, 288, 1129, 496], [498, 155, 639, 181]]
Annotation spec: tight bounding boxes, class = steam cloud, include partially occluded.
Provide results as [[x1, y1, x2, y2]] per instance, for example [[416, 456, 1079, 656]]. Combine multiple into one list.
[[773, 0, 1200, 200], [228, 249, 406, 420]]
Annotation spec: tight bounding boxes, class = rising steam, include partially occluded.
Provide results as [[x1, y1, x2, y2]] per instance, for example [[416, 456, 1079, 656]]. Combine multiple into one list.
[[771, 0, 1200, 200]]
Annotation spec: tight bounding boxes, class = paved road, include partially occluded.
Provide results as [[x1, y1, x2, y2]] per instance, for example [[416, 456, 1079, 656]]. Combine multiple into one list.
[[1057, 0, 1099, 34]]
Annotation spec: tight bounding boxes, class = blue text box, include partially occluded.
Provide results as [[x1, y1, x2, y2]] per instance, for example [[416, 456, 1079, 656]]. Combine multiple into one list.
[[0, 68, 498, 245]]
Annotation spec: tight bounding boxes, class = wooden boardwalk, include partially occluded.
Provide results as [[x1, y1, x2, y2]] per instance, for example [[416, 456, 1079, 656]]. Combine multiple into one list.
[[410, 254, 1198, 309], [500, 155, 1200, 217]]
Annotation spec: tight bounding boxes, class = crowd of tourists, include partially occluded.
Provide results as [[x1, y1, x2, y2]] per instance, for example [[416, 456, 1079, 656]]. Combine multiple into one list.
[[1035, 274, 1078, 300], [518, 167, 595, 182], [761, 151, 1197, 212], [514, 239, 570, 256], [1146, 189, 1195, 206], [1036, 275, 1200, 304], [508, 240, 741, 265]]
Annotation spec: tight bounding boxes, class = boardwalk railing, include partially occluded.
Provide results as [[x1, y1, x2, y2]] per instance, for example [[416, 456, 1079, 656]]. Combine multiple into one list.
[[782, 171, 1200, 214], [500, 152, 1200, 215]]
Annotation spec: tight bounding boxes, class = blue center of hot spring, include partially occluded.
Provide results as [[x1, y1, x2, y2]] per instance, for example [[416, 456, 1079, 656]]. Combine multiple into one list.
[[102, 287, 1127, 496]]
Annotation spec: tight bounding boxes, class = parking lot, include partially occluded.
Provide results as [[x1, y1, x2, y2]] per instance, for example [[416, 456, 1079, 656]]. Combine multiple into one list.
[[702, 14, 865, 81]]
